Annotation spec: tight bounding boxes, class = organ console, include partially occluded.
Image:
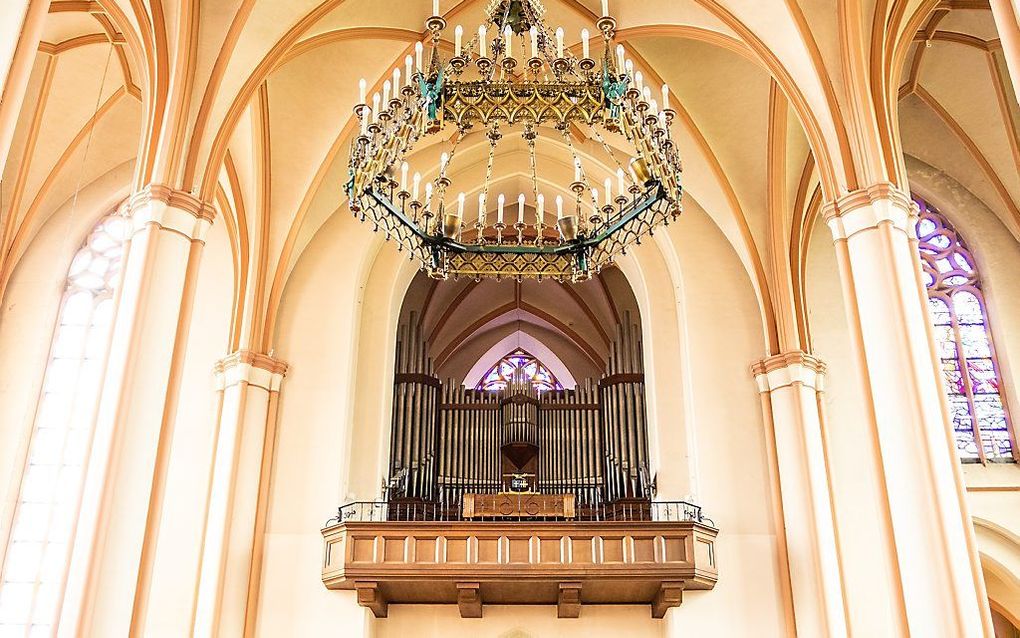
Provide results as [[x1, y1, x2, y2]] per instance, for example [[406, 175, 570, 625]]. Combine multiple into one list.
[[386, 312, 653, 518]]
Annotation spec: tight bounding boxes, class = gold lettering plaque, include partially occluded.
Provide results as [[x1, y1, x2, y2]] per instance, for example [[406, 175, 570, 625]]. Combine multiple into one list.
[[462, 493, 576, 519]]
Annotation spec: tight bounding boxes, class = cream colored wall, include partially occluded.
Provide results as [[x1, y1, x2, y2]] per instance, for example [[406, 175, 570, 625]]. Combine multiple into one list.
[[260, 193, 789, 636], [657, 198, 788, 637], [256, 210, 389, 636]]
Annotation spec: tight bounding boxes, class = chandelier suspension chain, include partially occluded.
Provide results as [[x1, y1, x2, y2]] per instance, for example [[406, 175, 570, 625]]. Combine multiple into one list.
[[590, 127, 634, 188], [557, 125, 600, 213]]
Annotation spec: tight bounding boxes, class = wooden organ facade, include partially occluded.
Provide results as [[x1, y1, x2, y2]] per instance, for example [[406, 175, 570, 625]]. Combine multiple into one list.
[[322, 309, 719, 618], [386, 314, 653, 511]]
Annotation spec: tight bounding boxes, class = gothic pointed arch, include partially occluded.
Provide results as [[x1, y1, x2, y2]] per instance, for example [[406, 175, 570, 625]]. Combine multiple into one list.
[[475, 348, 564, 392], [0, 209, 128, 633], [914, 195, 1016, 462]]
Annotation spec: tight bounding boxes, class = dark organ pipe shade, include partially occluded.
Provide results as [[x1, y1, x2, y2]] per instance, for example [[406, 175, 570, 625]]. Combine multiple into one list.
[[385, 312, 652, 506]]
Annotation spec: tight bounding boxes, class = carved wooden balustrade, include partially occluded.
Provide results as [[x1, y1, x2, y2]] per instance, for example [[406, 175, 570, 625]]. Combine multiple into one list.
[[321, 499, 717, 618]]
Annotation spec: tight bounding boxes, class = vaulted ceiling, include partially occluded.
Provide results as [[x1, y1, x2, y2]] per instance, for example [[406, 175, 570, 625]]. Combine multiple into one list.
[[398, 267, 639, 384], [1, 0, 1016, 357]]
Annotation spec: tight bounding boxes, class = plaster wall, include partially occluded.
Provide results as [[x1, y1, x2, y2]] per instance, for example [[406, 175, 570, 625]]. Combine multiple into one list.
[[260, 197, 788, 636]]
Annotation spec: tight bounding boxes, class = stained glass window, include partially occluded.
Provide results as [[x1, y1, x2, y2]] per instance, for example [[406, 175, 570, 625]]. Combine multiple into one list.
[[0, 211, 128, 636], [915, 196, 1014, 462], [477, 349, 563, 392]]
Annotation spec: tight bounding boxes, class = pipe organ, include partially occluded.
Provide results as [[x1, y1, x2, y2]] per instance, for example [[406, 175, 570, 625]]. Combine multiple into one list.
[[387, 314, 652, 508]]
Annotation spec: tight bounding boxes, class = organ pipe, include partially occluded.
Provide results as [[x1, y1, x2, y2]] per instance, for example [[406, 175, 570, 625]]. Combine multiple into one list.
[[388, 313, 650, 504]]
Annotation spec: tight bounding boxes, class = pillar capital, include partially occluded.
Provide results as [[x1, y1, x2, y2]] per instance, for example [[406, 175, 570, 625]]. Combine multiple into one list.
[[751, 350, 826, 393], [821, 182, 917, 241], [214, 350, 289, 392], [128, 184, 215, 242]]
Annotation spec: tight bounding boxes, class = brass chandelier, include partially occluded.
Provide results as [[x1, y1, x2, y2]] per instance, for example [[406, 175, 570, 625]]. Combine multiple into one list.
[[345, 0, 682, 281]]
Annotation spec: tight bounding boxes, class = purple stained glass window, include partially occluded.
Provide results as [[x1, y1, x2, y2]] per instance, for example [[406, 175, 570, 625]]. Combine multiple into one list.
[[477, 349, 563, 392], [915, 196, 1015, 462]]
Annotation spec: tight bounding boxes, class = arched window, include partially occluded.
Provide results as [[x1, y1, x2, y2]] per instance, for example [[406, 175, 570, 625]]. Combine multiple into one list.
[[0, 211, 128, 635], [477, 349, 563, 392], [915, 196, 1015, 463]]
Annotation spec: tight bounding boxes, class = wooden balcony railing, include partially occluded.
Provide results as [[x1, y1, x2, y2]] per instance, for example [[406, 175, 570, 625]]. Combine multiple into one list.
[[321, 499, 717, 618]]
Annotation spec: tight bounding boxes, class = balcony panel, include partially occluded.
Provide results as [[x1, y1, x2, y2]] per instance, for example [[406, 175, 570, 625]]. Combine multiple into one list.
[[322, 518, 717, 618]]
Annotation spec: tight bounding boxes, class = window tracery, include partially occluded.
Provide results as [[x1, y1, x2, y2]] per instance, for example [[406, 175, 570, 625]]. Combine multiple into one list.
[[477, 349, 563, 393], [914, 196, 1015, 462], [0, 211, 128, 635]]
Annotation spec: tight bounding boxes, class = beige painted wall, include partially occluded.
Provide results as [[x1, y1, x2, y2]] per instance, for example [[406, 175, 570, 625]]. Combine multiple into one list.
[[260, 194, 788, 636]]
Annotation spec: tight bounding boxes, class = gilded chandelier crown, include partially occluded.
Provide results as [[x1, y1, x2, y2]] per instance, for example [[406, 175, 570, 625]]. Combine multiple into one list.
[[345, 0, 682, 281]]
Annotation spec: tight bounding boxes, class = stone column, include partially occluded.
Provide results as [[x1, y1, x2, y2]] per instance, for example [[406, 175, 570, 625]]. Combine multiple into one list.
[[822, 183, 992, 637], [59, 185, 213, 637], [752, 352, 848, 638], [990, 0, 1020, 102], [193, 350, 288, 638]]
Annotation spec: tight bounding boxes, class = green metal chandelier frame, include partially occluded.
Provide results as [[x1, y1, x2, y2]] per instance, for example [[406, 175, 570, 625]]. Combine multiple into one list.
[[345, 0, 683, 281]]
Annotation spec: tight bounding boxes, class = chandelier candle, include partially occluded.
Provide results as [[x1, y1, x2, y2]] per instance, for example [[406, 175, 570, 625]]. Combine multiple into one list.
[[345, 0, 683, 280], [504, 25, 513, 58]]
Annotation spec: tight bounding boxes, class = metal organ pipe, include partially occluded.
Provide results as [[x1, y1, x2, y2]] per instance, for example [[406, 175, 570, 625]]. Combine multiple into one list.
[[387, 311, 651, 508]]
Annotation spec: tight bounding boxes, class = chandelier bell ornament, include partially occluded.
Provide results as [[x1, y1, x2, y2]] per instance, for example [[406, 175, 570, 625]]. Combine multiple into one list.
[[345, 0, 683, 281]]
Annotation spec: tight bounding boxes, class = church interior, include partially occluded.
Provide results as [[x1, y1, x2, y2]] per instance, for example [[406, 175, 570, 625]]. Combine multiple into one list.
[[1, 0, 1020, 636]]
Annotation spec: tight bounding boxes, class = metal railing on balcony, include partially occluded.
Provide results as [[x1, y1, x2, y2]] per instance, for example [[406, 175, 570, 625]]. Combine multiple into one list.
[[326, 497, 712, 527]]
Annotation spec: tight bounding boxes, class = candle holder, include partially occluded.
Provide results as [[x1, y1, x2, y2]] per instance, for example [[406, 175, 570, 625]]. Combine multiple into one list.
[[476, 56, 493, 78], [474, 220, 487, 245], [558, 215, 578, 242], [513, 221, 526, 245], [425, 15, 446, 36], [501, 57, 517, 74], [493, 221, 507, 245], [527, 57, 543, 78], [442, 211, 462, 239], [596, 16, 617, 39], [552, 57, 570, 75], [450, 55, 468, 74]]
